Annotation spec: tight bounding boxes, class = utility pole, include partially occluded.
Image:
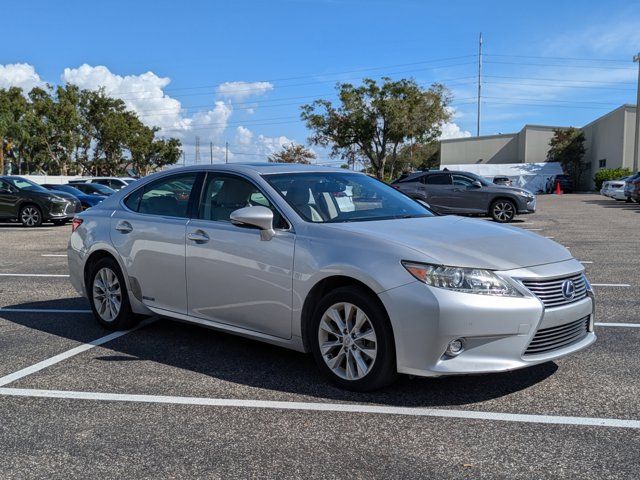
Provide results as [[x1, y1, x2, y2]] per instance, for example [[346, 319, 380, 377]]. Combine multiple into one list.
[[225, 141, 229, 163], [477, 32, 483, 137], [210, 141, 213, 164], [195, 136, 201, 164], [182, 151, 186, 167], [633, 52, 640, 172]]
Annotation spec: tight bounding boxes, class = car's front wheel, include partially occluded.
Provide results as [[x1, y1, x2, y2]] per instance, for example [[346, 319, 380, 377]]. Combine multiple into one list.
[[310, 286, 397, 391], [20, 205, 42, 227], [89, 258, 138, 330], [490, 199, 516, 223]]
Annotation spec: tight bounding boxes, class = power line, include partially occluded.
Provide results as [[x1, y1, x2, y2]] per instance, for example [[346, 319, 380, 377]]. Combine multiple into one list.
[[485, 60, 636, 71], [485, 53, 632, 64]]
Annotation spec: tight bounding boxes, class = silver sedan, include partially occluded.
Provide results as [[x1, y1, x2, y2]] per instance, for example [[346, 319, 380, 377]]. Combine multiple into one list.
[[68, 163, 596, 391]]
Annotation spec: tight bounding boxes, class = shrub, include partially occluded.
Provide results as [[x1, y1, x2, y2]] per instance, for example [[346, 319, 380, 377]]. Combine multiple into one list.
[[594, 168, 632, 190]]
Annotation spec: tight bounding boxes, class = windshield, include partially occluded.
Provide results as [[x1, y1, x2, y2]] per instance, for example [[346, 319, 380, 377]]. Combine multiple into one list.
[[87, 184, 115, 194], [264, 172, 433, 223], [53, 185, 85, 196], [4, 177, 50, 193]]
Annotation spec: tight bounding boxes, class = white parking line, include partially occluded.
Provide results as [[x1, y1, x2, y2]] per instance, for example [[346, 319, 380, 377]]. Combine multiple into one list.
[[0, 387, 637, 429], [580, 261, 594, 264], [591, 283, 631, 287], [522, 228, 543, 231], [0, 308, 91, 314], [0, 273, 69, 278], [595, 322, 640, 328], [544, 236, 555, 239], [0, 319, 154, 387], [41, 254, 67, 257]]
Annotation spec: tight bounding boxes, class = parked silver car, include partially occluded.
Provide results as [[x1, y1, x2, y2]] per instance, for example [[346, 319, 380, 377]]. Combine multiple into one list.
[[68, 164, 595, 391]]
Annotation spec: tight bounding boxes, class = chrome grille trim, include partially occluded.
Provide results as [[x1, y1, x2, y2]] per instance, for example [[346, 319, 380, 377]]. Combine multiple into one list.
[[524, 316, 589, 355], [521, 273, 587, 308]]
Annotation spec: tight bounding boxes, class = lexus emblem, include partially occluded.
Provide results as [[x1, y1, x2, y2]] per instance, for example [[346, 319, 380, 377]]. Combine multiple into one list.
[[561, 280, 576, 300]]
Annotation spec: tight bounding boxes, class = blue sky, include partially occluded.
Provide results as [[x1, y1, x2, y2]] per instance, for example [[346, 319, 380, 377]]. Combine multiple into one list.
[[2, 0, 640, 165]]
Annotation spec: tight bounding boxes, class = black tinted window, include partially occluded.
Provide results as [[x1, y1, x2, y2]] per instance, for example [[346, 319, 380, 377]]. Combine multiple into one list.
[[425, 173, 452, 185], [132, 173, 198, 217], [452, 175, 474, 187]]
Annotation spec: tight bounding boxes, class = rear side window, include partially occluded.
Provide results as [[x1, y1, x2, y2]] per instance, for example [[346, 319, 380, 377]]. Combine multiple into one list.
[[125, 173, 198, 218], [425, 173, 452, 185]]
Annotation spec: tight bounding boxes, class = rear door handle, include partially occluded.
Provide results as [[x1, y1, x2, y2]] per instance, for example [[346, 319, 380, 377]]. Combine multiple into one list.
[[115, 221, 133, 233], [187, 230, 210, 243]]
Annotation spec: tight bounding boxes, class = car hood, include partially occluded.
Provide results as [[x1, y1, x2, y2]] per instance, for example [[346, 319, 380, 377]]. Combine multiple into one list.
[[322, 215, 572, 271]]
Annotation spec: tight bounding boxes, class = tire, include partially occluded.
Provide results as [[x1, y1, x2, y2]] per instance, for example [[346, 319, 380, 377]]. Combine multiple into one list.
[[310, 286, 397, 391], [490, 199, 516, 223], [52, 219, 68, 226], [20, 204, 42, 227], [88, 257, 138, 330]]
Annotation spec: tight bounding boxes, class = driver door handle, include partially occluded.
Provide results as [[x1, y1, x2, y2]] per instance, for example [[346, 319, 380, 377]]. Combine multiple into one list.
[[187, 230, 210, 243], [115, 221, 133, 233]]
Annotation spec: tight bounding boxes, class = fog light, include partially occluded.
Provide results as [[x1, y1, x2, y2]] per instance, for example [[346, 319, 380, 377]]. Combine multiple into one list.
[[445, 338, 465, 357]]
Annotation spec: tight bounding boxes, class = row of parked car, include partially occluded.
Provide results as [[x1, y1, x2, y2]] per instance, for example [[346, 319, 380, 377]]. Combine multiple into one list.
[[0, 176, 136, 227], [600, 172, 640, 203]]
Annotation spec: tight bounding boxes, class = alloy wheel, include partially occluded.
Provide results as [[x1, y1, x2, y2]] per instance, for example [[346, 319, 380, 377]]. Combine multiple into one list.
[[92, 267, 122, 322], [21, 207, 40, 226], [318, 302, 377, 381], [493, 201, 515, 222]]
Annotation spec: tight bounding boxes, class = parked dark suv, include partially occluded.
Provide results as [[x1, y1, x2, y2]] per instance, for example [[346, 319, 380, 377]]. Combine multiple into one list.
[[0, 176, 81, 227], [624, 172, 640, 203], [392, 170, 536, 222]]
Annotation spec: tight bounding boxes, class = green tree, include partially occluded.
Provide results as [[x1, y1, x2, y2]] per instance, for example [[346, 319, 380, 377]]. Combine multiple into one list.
[[129, 120, 182, 176], [301, 77, 451, 179], [391, 142, 440, 177], [268, 143, 316, 164], [0, 87, 29, 174], [547, 127, 588, 187]]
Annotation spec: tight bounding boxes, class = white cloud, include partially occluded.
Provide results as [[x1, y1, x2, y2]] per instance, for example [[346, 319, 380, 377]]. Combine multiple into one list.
[[61, 64, 191, 133], [0, 63, 46, 91], [234, 126, 253, 145], [216, 81, 273, 100], [439, 122, 471, 140]]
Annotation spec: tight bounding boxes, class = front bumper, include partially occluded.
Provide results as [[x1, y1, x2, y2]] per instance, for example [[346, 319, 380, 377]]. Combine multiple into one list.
[[45, 200, 82, 220], [517, 197, 536, 214], [379, 258, 595, 377]]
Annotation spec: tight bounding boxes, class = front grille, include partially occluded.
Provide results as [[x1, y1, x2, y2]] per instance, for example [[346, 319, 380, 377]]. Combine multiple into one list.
[[525, 316, 589, 355], [521, 273, 587, 308]]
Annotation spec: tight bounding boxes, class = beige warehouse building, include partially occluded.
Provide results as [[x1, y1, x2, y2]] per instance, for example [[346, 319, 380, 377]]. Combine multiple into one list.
[[440, 104, 638, 189]]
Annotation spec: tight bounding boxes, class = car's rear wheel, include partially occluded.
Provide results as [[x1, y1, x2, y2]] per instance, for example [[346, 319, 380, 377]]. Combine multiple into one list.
[[310, 286, 397, 391], [490, 199, 516, 223], [20, 205, 42, 227], [89, 258, 138, 330]]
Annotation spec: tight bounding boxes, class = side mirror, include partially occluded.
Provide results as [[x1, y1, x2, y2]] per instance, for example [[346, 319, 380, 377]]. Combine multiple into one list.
[[471, 180, 482, 188], [230, 205, 275, 241]]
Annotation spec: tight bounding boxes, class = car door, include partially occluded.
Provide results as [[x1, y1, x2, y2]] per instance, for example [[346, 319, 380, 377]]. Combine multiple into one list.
[[0, 180, 20, 218], [110, 172, 200, 315], [185, 172, 295, 339], [450, 174, 488, 213], [422, 173, 454, 212]]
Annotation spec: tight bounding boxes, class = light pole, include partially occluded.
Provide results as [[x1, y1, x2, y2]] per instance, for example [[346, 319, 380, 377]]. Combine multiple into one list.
[[633, 52, 640, 172]]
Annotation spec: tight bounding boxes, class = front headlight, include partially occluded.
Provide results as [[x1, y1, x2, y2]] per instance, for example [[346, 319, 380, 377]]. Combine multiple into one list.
[[402, 261, 523, 297], [48, 196, 67, 203]]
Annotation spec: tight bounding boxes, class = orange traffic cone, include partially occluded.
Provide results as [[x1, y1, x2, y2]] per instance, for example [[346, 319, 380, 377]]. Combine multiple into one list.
[[555, 181, 563, 195]]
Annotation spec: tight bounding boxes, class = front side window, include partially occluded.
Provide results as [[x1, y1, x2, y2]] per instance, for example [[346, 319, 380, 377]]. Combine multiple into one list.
[[425, 173, 452, 185], [452, 174, 475, 187], [198, 174, 287, 228], [127, 173, 198, 217], [265, 172, 433, 223]]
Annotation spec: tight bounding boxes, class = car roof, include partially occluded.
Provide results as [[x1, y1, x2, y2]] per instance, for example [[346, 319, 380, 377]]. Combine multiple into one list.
[[156, 163, 359, 175]]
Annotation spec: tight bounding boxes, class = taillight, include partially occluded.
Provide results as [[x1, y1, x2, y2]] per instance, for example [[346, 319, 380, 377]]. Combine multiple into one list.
[[71, 217, 83, 232]]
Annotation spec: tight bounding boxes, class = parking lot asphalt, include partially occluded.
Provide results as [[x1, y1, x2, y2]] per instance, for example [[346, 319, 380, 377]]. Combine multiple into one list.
[[0, 193, 639, 479]]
